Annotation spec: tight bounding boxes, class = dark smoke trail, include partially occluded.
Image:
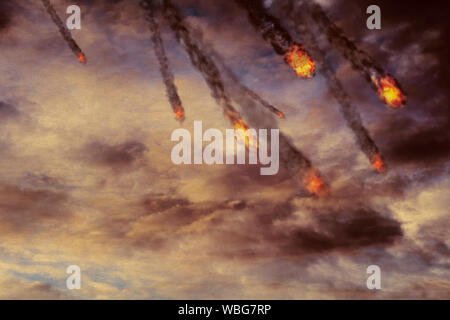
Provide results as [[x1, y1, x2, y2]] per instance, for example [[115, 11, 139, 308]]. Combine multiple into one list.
[[305, 0, 406, 108], [41, 0, 86, 63], [161, 0, 326, 195], [141, 0, 185, 122], [161, 0, 244, 124], [234, 0, 315, 78], [214, 55, 286, 119], [192, 30, 285, 119], [283, 0, 386, 173]]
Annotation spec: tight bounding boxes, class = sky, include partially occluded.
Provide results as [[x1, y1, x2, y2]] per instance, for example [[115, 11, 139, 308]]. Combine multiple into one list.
[[0, 0, 449, 299]]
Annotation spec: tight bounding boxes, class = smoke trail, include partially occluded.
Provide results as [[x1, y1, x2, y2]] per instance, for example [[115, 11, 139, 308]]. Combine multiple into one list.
[[141, 0, 185, 122], [234, 0, 315, 78], [161, 0, 327, 195], [191, 30, 286, 119], [41, 0, 86, 63], [305, 0, 406, 108], [214, 55, 286, 119], [161, 0, 246, 127], [283, 0, 386, 173]]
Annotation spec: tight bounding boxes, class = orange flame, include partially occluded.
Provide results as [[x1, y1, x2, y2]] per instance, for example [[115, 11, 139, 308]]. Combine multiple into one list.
[[78, 52, 87, 64], [285, 45, 315, 79], [174, 105, 185, 121], [303, 169, 328, 196], [226, 110, 258, 149], [372, 74, 406, 109], [371, 153, 386, 173], [277, 111, 285, 118]]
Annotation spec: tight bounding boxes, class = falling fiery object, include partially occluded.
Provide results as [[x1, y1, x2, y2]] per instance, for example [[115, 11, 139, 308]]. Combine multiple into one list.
[[303, 169, 328, 196], [41, 0, 87, 64], [142, 0, 186, 122], [235, 0, 316, 79], [78, 52, 87, 64], [285, 45, 316, 78], [174, 105, 185, 121], [371, 74, 406, 109], [226, 110, 259, 149], [371, 153, 387, 173]]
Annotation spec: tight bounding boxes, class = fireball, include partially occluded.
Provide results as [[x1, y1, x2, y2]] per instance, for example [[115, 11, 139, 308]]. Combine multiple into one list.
[[285, 45, 316, 79], [226, 110, 258, 149], [78, 52, 87, 64], [372, 74, 406, 109], [371, 153, 386, 173], [174, 105, 185, 121], [233, 118, 258, 149], [303, 169, 328, 196]]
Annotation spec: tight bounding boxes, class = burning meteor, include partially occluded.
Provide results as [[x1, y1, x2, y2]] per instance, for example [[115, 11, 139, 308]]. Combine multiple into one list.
[[234, 0, 315, 79], [305, 0, 406, 108], [41, 0, 87, 64], [174, 105, 185, 121], [141, 0, 185, 122], [226, 109, 259, 149], [370, 154, 386, 173], [78, 52, 86, 64], [285, 45, 316, 78], [303, 169, 328, 196], [371, 74, 407, 109]]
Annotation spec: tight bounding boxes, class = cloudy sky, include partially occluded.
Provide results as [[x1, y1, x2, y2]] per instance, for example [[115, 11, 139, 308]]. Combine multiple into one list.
[[0, 0, 448, 299]]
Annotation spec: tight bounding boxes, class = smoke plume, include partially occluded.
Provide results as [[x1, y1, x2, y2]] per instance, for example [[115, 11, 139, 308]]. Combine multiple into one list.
[[41, 0, 86, 63], [141, 0, 185, 121]]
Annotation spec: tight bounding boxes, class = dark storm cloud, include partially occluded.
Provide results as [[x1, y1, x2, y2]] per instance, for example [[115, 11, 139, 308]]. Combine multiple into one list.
[[84, 141, 148, 171], [0, 183, 71, 232], [0, 101, 20, 120], [375, 114, 450, 166], [96, 194, 246, 250], [0, 1, 13, 33], [209, 199, 402, 260]]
